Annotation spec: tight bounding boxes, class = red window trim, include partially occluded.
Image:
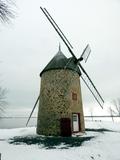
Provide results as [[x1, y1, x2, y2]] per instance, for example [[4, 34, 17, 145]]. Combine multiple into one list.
[[72, 92, 77, 100]]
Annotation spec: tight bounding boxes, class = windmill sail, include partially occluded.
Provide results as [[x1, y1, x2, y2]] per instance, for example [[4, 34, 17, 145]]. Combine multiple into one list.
[[26, 95, 40, 126], [79, 64, 104, 108], [43, 8, 73, 49], [40, 7, 76, 59], [79, 44, 91, 62], [40, 6, 104, 108]]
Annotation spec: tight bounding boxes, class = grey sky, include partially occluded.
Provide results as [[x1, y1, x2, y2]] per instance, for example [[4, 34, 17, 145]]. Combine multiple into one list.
[[0, 0, 120, 116]]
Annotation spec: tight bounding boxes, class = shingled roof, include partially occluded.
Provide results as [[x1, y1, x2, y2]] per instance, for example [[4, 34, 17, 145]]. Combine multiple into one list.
[[40, 46, 81, 77]]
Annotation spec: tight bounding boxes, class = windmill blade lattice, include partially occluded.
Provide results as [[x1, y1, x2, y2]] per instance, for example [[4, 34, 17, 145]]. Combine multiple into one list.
[[80, 44, 91, 63], [79, 65, 104, 108]]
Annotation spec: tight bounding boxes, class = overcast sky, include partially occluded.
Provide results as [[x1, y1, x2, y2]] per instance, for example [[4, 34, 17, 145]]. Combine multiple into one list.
[[0, 0, 120, 116]]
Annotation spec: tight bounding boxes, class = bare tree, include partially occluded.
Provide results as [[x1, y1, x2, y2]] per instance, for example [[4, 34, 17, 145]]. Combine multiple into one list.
[[112, 98, 120, 116], [0, 87, 7, 115], [108, 99, 120, 122], [0, 0, 15, 23], [0, 0, 15, 115], [109, 107, 114, 122], [89, 106, 94, 121]]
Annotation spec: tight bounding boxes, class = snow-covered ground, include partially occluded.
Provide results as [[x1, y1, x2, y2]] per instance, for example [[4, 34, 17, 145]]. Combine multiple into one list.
[[0, 121, 120, 160]]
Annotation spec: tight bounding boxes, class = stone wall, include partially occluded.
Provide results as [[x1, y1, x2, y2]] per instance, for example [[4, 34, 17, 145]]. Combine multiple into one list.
[[37, 69, 85, 136]]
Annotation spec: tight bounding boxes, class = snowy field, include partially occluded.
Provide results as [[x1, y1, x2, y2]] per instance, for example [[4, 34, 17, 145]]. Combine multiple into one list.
[[0, 121, 120, 160]]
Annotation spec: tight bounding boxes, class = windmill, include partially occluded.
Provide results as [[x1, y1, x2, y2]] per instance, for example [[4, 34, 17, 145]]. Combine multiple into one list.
[[26, 7, 104, 136]]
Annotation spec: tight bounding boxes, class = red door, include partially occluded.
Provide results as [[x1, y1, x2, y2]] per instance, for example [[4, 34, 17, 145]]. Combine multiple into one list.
[[60, 118, 71, 137]]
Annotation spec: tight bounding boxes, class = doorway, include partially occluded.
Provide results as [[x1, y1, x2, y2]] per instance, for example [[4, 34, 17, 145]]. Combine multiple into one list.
[[60, 118, 71, 137], [72, 113, 80, 132]]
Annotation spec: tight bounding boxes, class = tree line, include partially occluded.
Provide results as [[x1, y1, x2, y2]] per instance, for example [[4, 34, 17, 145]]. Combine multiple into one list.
[[0, 0, 15, 114]]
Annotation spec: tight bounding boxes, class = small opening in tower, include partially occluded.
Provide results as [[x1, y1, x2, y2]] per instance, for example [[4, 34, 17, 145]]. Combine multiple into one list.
[[72, 92, 77, 100]]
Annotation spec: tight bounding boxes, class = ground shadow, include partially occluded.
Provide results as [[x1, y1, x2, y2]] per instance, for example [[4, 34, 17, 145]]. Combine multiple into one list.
[[85, 128, 114, 133], [9, 135, 94, 149]]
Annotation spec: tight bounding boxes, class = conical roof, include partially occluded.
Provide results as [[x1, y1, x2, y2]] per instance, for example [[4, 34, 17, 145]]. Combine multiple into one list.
[[40, 46, 81, 76]]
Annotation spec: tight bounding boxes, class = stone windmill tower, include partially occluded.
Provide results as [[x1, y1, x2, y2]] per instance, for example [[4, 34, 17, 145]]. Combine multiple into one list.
[[37, 45, 85, 136], [26, 7, 104, 137]]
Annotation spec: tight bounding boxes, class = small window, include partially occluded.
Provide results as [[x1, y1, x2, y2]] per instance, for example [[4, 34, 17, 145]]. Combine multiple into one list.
[[73, 115, 77, 121], [72, 92, 77, 100]]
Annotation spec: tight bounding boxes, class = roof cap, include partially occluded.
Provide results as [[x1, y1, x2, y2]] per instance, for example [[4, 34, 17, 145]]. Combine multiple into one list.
[[40, 46, 81, 76]]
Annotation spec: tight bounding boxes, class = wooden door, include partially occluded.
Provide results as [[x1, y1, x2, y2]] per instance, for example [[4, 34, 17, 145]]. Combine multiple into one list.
[[60, 118, 71, 137]]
